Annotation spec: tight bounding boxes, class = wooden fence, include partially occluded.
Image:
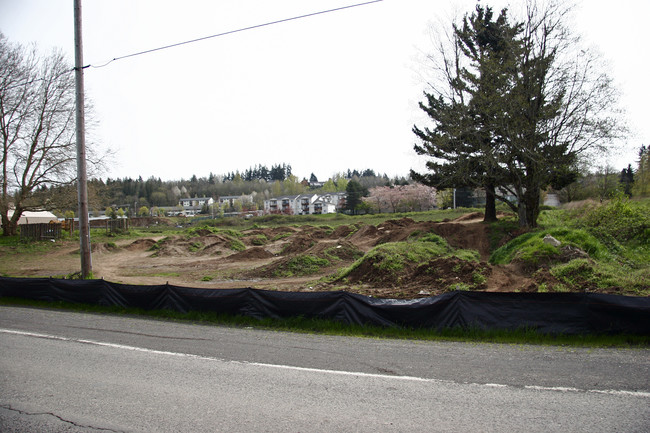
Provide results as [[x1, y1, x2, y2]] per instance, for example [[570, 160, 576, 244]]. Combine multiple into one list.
[[105, 218, 128, 234], [20, 223, 62, 242]]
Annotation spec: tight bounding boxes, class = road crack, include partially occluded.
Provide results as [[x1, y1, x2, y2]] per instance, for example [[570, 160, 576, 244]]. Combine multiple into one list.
[[0, 404, 126, 432]]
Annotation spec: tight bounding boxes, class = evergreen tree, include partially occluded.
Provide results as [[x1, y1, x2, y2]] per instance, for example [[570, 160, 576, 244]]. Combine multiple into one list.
[[619, 164, 634, 197], [412, 5, 519, 222], [632, 145, 649, 197], [413, 2, 621, 227], [345, 180, 369, 214]]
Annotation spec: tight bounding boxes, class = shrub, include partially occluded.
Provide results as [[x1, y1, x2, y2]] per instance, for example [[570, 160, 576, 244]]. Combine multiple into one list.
[[578, 195, 650, 243]]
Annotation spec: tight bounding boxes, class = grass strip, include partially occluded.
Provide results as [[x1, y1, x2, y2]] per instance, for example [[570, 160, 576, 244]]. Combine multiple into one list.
[[1, 297, 647, 348]]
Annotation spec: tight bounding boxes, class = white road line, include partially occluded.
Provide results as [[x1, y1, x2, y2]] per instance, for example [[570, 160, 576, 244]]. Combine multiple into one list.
[[3, 328, 649, 399]]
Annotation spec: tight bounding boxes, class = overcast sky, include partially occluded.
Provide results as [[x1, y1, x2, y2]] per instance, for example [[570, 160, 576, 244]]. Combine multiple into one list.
[[1, 0, 647, 182]]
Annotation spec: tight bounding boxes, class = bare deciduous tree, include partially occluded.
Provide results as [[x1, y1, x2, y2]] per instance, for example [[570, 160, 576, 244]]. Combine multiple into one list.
[[0, 33, 102, 236]]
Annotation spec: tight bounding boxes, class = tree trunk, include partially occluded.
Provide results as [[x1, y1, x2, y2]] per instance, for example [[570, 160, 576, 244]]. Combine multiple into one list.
[[483, 183, 497, 222], [1, 217, 17, 236], [517, 202, 528, 228], [525, 189, 540, 229], [1, 204, 19, 236]]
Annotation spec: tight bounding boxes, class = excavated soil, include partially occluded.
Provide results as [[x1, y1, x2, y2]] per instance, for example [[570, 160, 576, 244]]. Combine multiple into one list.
[[3, 213, 542, 299]]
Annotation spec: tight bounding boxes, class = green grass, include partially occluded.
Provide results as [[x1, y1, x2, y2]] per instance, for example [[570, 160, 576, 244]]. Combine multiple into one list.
[[190, 208, 483, 231], [1, 297, 647, 347], [336, 234, 481, 284], [228, 239, 246, 252], [250, 234, 269, 245], [490, 197, 650, 295], [271, 232, 293, 241], [188, 241, 203, 252], [360, 241, 449, 273], [0, 234, 59, 254], [273, 255, 331, 277]]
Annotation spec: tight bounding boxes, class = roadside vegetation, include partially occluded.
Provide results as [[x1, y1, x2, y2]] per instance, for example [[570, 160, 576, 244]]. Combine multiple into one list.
[[490, 195, 650, 295]]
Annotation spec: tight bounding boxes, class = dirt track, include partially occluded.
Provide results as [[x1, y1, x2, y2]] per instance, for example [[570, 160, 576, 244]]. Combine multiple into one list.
[[3, 214, 537, 299]]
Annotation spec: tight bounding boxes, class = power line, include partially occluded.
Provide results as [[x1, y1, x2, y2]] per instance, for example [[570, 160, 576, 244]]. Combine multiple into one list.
[[88, 0, 384, 69]]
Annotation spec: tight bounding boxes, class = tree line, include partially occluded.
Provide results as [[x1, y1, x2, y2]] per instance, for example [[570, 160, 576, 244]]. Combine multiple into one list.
[[32, 167, 405, 217]]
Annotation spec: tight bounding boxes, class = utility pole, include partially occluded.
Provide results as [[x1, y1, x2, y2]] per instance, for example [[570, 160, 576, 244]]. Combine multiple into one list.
[[74, 0, 92, 278]]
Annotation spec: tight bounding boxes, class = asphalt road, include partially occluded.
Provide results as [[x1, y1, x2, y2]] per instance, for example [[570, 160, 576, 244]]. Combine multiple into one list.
[[1, 305, 648, 432]]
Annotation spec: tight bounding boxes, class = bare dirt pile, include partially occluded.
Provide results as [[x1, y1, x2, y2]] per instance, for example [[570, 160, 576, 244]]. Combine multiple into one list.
[[150, 234, 238, 257], [245, 240, 363, 280], [225, 246, 275, 261], [125, 239, 157, 251], [429, 222, 491, 260], [12, 213, 538, 297], [221, 215, 527, 297]]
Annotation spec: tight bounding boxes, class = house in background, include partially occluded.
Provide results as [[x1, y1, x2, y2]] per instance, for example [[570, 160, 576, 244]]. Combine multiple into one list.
[[318, 192, 346, 209], [263, 193, 343, 215], [218, 194, 254, 210], [178, 197, 214, 216]]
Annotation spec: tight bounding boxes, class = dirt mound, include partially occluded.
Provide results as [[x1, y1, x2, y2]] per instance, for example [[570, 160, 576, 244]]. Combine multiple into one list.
[[28, 211, 566, 298], [304, 240, 363, 261], [347, 224, 380, 250], [430, 222, 491, 259], [411, 257, 491, 290], [349, 224, 379, 238], [149, 235, 235, 257], [196, 235, 241, 256], [374, 220, 433, 245], [191, 228, 215, 237], [378, 217, 417, 229], [125, 238, 157, 251], [225, 246, 275, 261], [330, 224, 356, 238], [340, 256, 491, 298], [153, 244, 191, 257], [248, 239, 362, 280], [279, 234, 317, 255], [300, 225, 334, 239], [89, 242, 119, 254], [453, 212, 484, 222], [487, 263, 535, 291]]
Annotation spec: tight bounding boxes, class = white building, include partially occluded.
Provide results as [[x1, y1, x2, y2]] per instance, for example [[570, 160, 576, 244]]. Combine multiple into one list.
[[218, 194, 254, 210], [264, 193, 343, 215], [178, 197, 214, 216]]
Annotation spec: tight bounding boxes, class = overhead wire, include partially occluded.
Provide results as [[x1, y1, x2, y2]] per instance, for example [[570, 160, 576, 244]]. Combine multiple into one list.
[[4, 1, 383, 91], [87, 0, 384, 69]]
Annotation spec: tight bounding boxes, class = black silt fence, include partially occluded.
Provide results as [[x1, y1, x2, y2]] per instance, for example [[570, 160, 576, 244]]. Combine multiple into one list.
[[0, 276, 648, 335]]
